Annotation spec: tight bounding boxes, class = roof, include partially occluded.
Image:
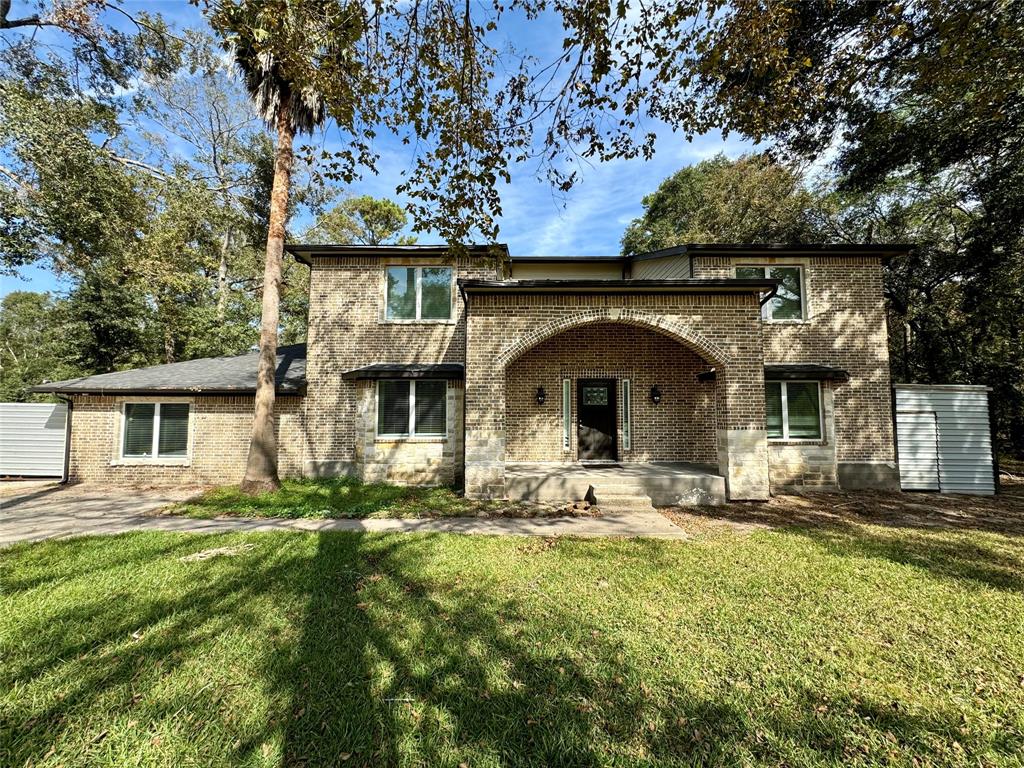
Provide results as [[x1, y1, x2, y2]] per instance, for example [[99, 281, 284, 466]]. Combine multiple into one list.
[[459, 278, 778, 296], [509, 243, 912, 263], [341, 363, 465, 380], [32, 344, 307, 396], [285, 243, 509, 265]]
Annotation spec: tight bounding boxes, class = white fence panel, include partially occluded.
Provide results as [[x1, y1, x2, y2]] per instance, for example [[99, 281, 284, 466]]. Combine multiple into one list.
[[0, 403, 68, 477]]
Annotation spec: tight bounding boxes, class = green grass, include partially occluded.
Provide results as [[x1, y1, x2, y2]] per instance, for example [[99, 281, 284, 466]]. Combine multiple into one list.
[[170, 477, 537, 520], [2, 523, 1023, 767]]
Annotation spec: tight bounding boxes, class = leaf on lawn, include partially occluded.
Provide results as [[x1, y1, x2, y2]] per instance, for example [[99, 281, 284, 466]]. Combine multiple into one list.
[[181, 544, 256, 562]]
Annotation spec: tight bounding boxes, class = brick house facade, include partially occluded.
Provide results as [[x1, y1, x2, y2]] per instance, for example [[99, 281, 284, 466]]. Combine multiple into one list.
[[36, 243, 905, 501]]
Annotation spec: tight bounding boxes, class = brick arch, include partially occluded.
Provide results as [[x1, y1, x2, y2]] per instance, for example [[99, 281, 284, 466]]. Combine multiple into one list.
[[496, 308, 731, 369]]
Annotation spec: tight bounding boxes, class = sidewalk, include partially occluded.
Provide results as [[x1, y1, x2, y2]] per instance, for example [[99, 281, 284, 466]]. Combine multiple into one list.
[[0, 484, 687, 545]]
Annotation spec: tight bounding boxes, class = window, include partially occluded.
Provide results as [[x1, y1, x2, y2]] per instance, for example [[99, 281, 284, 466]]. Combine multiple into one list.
[[122, 402, 190, 459], [736, 265, 804, 320], [385, 266, 452, 320], [622, 379, 631, 450], [765, 381, 822, 440], [377, 380, 447, 436]]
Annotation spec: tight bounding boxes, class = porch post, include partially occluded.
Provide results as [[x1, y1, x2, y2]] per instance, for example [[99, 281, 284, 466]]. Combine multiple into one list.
[[463, 302, 506, 498], [716, 370, 770, 501]]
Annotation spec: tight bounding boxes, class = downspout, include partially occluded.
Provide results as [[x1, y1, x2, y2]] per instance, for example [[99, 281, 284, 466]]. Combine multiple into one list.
[[758, 284, 779, 307], [56, 395, 73, 484]]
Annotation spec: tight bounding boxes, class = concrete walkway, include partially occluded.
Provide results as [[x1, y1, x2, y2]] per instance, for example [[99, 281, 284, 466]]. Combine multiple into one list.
[[0, 484, 687, 546]]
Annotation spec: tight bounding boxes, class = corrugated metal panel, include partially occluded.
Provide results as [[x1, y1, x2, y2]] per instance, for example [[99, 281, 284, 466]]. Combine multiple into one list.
[[0, 403, 67, 477], [632, 255, 692, 279], [894, 385, 994, 495]]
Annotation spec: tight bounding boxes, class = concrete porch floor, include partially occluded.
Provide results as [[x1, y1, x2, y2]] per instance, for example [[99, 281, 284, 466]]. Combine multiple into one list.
[[506, 462, 727, 506]]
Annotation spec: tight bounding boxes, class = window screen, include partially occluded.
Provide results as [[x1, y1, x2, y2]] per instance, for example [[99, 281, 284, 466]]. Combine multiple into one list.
[[414, 380, 446, 434], [157, 404, 190, 457], [785, 382, 821, 439], [123, 403, 155, 457], [736, 265, 804, 320], [765, 382, 784, 439], [386, 267, 417, 319], [378, 380, 411, 434], [770, 267, 803, 320], [420, 268, 452, 319]]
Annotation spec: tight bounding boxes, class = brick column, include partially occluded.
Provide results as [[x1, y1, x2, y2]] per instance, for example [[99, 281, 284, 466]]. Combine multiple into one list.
[[715, 363, 770, 501], [464, 306, 506, 498]]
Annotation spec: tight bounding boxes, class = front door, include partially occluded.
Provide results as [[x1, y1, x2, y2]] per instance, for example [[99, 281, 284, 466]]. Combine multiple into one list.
[[577, 379, 617, 461]]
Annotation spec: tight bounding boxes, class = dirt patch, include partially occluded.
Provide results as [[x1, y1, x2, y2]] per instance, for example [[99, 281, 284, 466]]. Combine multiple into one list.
[[662, 477, 1024, 537]]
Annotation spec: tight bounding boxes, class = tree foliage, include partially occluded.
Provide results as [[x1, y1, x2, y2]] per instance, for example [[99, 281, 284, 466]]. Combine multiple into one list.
[[304, 195, 414, 245], [622, 153, 822, 255]]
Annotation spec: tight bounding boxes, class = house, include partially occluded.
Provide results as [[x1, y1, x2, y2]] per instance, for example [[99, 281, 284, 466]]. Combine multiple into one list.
[[34, 243, 907, 503]]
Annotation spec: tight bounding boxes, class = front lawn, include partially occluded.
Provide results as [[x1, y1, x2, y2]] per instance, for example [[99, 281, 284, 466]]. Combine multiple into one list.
[[169, 476, 541, 519], [2, 522, 1023, 766]]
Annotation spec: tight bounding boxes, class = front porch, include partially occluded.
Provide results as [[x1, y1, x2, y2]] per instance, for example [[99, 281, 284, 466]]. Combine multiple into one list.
[[506, 462, 727, 507]]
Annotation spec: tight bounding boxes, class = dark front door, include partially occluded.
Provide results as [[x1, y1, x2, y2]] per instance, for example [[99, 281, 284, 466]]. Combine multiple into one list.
[[577, 379, 617, 461]]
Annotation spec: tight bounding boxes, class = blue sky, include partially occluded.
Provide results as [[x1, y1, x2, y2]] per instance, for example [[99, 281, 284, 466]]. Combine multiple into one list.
[[0, 0, 753, 299]]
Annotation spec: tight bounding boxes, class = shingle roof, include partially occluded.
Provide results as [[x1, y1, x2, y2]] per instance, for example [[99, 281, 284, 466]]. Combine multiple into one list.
[[31, 344, 307, 395]]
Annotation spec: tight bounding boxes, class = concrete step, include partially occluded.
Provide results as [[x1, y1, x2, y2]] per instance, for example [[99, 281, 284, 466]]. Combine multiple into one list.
[[589, 486, 657, 513]]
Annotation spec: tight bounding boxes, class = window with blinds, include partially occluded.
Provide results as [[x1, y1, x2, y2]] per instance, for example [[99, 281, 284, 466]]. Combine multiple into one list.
[[377, 380, 447, 436], [765, 381, 822, 441], [122, 402, 190, 459]]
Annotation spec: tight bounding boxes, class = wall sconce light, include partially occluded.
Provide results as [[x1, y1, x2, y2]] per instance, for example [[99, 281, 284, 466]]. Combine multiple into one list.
[[650, 385, 662, 405], [536, 386, 547, 405]]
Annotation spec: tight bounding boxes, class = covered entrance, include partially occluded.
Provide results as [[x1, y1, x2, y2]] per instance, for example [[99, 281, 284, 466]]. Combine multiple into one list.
[[577, 378, 617, 461]]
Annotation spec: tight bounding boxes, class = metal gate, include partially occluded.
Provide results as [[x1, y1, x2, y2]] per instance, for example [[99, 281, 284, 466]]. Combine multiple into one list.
[[0, 403, 68, 477]]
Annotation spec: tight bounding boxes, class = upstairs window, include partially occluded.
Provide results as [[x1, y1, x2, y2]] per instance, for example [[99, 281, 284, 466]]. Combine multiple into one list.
[[765, 381, 822, 440], [736, 265, 804, 320], [122, 402, 190, 459], [377, 380, 447, 437], [386, 266, 452, 320]]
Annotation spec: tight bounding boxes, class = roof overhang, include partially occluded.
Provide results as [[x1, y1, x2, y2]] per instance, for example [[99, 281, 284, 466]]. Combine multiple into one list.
[[341, 363, 465, 381], [697, 364, 850, 383], [459, 278, 778, 297], [30, 384, 305, 396], [285, 243, 509, 266]]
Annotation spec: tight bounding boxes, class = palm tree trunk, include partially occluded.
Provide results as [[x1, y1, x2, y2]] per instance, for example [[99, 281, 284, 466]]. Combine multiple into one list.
[[241, 93, 293, 493]]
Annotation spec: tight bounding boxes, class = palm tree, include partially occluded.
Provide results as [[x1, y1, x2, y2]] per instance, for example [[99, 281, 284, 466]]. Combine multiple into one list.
[[231, 41, 326, 493]]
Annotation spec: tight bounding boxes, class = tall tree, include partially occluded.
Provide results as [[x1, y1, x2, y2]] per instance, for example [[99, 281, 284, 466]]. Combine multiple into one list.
[[622, 153, 823, 255], [208, 2, 330, 493]]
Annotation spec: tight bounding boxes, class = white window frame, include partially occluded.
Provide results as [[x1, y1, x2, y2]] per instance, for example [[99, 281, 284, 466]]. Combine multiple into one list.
[[384, 266, 454, 323], [736, 265, 806, 322], [375, 379, 448, 438], [562, 378, 571, 451], [622, 378, 631, 451], [766, 380, 824, 442], [117, 401, 192, 464]]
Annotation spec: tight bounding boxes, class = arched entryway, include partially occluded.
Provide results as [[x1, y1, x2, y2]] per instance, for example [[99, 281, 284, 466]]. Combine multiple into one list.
[[504, 322, 719, 465]]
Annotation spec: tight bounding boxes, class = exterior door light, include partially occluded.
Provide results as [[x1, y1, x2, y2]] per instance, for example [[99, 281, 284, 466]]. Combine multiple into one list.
[[536, 386, 547, 405], [650, 385, 662, 404]]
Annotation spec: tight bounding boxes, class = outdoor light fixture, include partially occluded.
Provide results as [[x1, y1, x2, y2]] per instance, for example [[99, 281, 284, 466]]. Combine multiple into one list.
[[650, 385, 662, 404], [536, 386, 547, 405]]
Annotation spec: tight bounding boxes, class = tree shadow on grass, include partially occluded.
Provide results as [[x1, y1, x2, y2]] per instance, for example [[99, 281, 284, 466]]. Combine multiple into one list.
[[4, 531, 1022, 767], [276, 532, 1022, 767]]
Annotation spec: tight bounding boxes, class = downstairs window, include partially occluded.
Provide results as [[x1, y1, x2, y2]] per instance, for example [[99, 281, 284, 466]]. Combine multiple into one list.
[[765, 381, 822, 440], [377, 380, 447, 437], [122, 402, 190, 459]]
